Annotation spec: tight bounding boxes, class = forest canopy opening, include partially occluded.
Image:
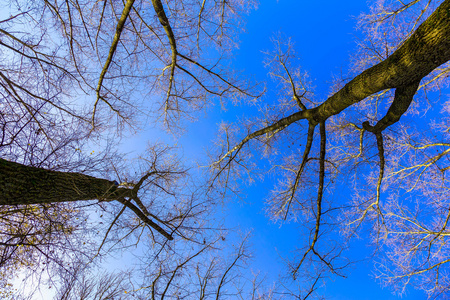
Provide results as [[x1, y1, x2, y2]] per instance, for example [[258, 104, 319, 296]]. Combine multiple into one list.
[[1, 0, 450, 299]]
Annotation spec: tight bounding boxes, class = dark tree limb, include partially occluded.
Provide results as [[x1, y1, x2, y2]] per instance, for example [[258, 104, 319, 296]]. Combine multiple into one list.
[[358, 81, 420, 228], [293, 121, 327, 279], [151, 0, 178, 114], [0, 158, 174, 240], [284, 123, 315, 220], [363, 80, 420, 133], [0, 158, 125, 205], [309, 0, 450, 123], [116, 198, 173, 240], [213, 1, 450, 177], [92, 0, 136, 125]]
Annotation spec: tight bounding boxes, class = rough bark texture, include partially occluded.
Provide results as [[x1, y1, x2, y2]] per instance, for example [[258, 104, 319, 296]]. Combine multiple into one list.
[[306, 0, 450, 123], [256, 0, 450, 130], [0, 158, 128, 206]]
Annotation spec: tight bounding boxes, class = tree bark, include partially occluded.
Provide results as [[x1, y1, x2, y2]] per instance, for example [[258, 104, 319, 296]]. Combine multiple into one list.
[[0, 158, 128, 206], [306, 0, 450, 123]]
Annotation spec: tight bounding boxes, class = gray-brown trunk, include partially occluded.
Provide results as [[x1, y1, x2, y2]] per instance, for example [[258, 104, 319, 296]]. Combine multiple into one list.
[[0, 158, 121, 206]]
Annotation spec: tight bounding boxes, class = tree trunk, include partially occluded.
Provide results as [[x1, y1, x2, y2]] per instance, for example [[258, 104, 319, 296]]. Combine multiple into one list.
[[307, 0, 450, 123], [0, 158, 125, 206]]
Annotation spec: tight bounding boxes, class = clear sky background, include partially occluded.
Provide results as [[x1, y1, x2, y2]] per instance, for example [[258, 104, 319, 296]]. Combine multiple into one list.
[[5, 1, 446, 299], [178, 1, 426, 299], [120, 1, 432, 299]]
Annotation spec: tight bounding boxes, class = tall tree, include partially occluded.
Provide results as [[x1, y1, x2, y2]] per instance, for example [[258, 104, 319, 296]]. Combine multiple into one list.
[[0, 0, 257, 294], [5, 0, 450, 298], [211, 0, 450, 297]]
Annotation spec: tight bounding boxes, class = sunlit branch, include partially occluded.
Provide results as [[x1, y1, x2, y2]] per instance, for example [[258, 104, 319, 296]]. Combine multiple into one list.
[[407, 0, 432, 37], [93, 0, 135, 126], [214, 111, 308, 167], [394, 142, 450, 150], [419, 65, 450, 89], [373, 0, 422, 22], [384, 208, 450, 239], [348, 134, 387, 231], [363, 81, 420, 133], [389, 258, 450, 279], [385, 148, 450, 186], [178, 53, 260, 98], [374, 133, 385, 223], [279, 58, 307, 110], [151, 0, 178, 120], [348, 80, 422, 231]]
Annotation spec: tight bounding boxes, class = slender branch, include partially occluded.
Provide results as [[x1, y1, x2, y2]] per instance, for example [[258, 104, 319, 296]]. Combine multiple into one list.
[[178, 53, 260, 97], [293, 121, 327, 279], [92, 0, 135, 125], [302, 274, 322, 300], [279, 58, 307, 110], [197, 0, 207, 48], [154, 242, 212, 298], [216, 238, 247, 300], [214, 110, 308, 166], [0, 71, 87, 121], [176, 63, 227, 96], [373, 132, 386, 232], [151, 0, 178, 118], [389, 258, 450, 279], [116, 198, 173, 240], [284, 123, 315, 220], [94, 202, 128, 259]]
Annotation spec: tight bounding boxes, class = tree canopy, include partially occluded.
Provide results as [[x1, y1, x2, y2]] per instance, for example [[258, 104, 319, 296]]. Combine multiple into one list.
[[1, 0, 450, 298]]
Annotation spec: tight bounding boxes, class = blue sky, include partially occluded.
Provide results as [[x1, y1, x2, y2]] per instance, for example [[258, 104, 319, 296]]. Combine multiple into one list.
[[4, 1, 447, 299], [115, 1, 432, 298], [182, 1, 427, 299]]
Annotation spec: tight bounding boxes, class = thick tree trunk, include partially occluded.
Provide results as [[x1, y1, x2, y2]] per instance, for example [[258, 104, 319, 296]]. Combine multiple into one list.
[[0, 158, 125, 206], [306, 0, 450, 123], [258, 0, 450, 134]]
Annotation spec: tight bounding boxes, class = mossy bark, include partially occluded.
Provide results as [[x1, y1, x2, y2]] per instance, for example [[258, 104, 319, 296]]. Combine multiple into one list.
[[308, 0, 450, 123]]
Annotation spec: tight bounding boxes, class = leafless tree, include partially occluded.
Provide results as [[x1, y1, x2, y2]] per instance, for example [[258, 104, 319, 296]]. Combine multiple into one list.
[[210, 0, 450, 297], [6, 0, 450, 298], [5, 232, 322, 299], [54, 265, 133, 300], [0, 0, 259, 295], [124, 233, 322, 299]]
